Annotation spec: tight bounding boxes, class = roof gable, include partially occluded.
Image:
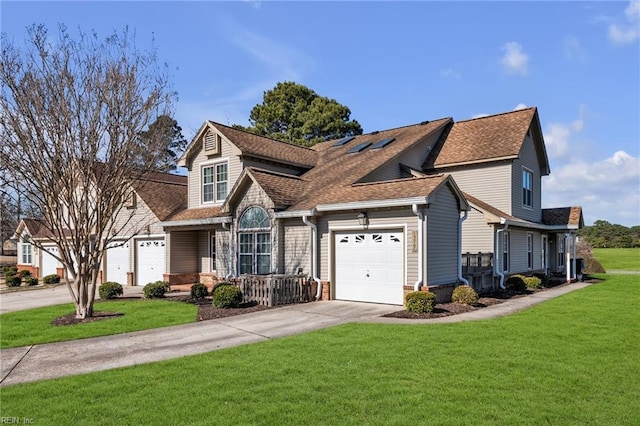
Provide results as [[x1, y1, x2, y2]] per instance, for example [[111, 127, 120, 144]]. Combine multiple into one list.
[[424, 107, 550, 174], [132, 173, 188, 221]]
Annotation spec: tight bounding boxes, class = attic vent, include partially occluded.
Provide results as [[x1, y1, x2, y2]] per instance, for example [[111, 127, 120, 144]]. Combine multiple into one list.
[[203, 130, 221, 155], [371, 138, 396, 149], [333, 136, 355, 147], [124, 191, 136, 209], [347, 142, 371, 154]]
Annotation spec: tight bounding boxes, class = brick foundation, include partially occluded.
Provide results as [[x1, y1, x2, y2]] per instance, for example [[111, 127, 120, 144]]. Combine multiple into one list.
[[163, 272, 200, 285]]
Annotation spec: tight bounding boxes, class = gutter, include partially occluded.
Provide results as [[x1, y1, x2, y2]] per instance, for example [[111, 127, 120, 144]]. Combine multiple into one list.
[[159, 216, 232, 228], [495, 219, 509, 290], [457, 210, 470, 286], [411, 204, 426, 291], [302, 210, 322, 300]]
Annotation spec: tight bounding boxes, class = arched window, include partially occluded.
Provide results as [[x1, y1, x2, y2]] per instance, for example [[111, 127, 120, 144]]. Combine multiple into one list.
[[238, 207, 271, 274]]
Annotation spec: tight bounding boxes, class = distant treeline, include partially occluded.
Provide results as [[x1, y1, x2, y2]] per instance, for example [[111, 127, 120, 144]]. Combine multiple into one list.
[[578, 220, 640, 248]]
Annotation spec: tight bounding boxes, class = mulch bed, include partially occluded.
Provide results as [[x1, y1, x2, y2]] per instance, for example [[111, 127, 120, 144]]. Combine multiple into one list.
[[166, 294, 272, 321], [52, 311, 124, 326]]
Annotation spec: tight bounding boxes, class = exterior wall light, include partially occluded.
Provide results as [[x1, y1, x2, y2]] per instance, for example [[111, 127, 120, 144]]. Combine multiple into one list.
[[357, 212, 369, 228]]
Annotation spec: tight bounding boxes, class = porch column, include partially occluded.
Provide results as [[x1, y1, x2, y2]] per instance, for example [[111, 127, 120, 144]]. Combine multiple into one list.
[[565, 233, 571, 283]]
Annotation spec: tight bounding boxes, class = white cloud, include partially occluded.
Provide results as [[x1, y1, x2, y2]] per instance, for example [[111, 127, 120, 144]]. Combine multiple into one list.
[[543, 107, 586, 161], [501, 41, 529, 75], [608, 0, 640, 45], [440, 68, 461, 79], [563, 36, 588, 62], [513, 103, 528, 111], [543, 151, 640, 226]]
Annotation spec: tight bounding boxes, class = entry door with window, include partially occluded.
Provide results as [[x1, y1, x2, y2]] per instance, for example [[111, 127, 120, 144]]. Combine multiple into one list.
[[238, 206, 271, 274]]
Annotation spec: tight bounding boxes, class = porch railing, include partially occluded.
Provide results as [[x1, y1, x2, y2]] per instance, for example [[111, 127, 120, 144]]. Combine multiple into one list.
[[231, 274, 315, 307], [462, 252, 495, 294]]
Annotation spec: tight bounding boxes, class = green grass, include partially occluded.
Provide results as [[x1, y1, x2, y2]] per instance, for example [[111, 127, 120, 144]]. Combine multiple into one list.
[[0, 299, 197, 348], [1, 275, 638, 425], [593, 247, 640, 271]]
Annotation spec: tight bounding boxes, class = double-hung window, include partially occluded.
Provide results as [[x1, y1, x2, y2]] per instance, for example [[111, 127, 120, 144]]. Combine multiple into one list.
[[558, 235, 565, 267], [502, 232, 510, 272], [202, 162, 228, 203], [527, 233, 534, 269], [238, 206, 271, 274], [522, 168, 533, 208], [21, 242, 32, 264]]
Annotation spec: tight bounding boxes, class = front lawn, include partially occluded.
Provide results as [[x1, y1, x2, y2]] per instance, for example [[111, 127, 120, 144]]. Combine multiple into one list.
[[0, 299, 197, 348], [593, 247, 640, 271], [1, 274, 638, 425]]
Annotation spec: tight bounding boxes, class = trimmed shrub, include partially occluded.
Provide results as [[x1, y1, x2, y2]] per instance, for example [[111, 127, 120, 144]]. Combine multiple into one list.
[[43, 274, 61, 285], [505, 274, 527, 292], [26, 277, 39, 286], [99, 282, 124, 299], [2, 266, 17, 275], [524, 276, 543, 289], [190, 283, 209, 299], [5, 274, 22, 287], [212, 281, 234, 294], [18, 270, 31, 278], [532, 272, 549, 288], [405, 291, 436, 314], [143, 281, 170, 299], [213, 285, 242, 308], [452, 285, 479, 305]]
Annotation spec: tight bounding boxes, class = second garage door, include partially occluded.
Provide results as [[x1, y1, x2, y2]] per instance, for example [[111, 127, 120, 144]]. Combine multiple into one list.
[[334, 230, 404, 305], [106, 241, 130, 286], [136, 238, 166, 286], [41, 245, 60, 277]]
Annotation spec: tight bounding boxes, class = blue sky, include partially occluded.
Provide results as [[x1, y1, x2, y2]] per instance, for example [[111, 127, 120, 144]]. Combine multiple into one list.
[[2, 1, 639, 226]]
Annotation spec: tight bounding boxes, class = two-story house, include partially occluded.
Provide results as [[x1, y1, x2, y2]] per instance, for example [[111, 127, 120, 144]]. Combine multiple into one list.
[[160, 107, 582, 304]]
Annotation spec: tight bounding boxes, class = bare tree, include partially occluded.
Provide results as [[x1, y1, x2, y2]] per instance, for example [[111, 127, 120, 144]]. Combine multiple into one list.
[[0, 24, 176, 318]]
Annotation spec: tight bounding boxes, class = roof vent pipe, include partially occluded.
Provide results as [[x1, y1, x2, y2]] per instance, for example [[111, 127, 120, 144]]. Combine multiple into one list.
[[302, 213, 322, 300]]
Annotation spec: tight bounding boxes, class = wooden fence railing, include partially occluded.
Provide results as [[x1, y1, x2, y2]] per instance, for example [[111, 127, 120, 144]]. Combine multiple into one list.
[[462, 252, 495, 294], [231, 274, 315, 307]]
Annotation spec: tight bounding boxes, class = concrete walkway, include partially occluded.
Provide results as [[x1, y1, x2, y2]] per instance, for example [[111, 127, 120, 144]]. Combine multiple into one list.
[[0, 282, 591, 386]]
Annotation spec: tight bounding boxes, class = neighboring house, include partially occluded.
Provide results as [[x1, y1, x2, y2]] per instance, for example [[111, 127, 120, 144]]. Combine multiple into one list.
[[2, 239, 17, 256], [161, 118, 470, 304], [13, 171, 187, 285], [422, 107, 583, 287]]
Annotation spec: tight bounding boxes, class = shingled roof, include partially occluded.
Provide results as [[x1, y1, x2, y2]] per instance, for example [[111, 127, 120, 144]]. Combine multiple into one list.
[[132, 173, 188, 221], [424, 107, 548, 173], [542, 207, 584, 228]]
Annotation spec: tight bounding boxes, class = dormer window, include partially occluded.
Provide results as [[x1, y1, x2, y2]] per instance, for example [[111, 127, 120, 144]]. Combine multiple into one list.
[[203, 129, 221, 155]]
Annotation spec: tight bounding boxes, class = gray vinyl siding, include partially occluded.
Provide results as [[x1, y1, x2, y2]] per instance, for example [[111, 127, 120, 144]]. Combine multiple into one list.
[[426, 186, 461, 285], [111, 191, 162, 236], [512, 135, 542, 222], [187, 136, 243, 209], [281, 220, 311, 275], [447, 162, 512, 214], [168, 231, 199, 273], [502, 228, 543, 274], [461, 207, 494, 253], [318, 209, 417, 285]]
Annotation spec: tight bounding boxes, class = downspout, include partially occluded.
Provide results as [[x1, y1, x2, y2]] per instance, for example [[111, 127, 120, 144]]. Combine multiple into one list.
[[495, 219, 509, 290], [457, 210, 470, 286], [302, 212, 322, 300], [412, 204, 425, 291]]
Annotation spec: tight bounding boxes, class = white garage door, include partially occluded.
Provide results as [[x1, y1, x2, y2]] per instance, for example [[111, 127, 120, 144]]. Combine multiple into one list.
[[106, 241, 130, 285], [136, 238, 166, 286], [334, 230, 404, 305], [41, 245, 60, 277]]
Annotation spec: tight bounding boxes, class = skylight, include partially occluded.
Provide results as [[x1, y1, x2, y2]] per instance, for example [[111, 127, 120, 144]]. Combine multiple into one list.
[[332, 136, 355, 147], [370, 138, 396, 149], [347, 142, 371, 154]]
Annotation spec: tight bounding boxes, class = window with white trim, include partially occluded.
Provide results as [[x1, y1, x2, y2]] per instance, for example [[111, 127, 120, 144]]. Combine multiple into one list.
[[558, 235, 565, 267], [21, 242, 33, 264], [527, 233, 534, 269], [502, 232, 510, 272], [238, 206, 271, 274], [202, 162, 228, 203], [522, 168, 533, 208], [210, 232, 216, 272]]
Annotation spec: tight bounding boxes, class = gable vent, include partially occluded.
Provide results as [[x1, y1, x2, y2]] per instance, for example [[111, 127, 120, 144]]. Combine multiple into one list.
[[203, 130, 221, 155]]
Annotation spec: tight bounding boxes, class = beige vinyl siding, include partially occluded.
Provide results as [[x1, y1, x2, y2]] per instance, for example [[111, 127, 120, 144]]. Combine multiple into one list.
[[198, 230, 210, 272], [215, 229, 232, 277], [448, 162, 512, 214], [359, 132, 441, 183], [426, 186, 461, 285], [168, 231, 198, 273], [187, 136, 243, 209], [111, 190, 162, 236], [318, 209, 417, 285], [512, 135, 542, 222], [281, 220, 311, 275], [461, 207, 494, 253]]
